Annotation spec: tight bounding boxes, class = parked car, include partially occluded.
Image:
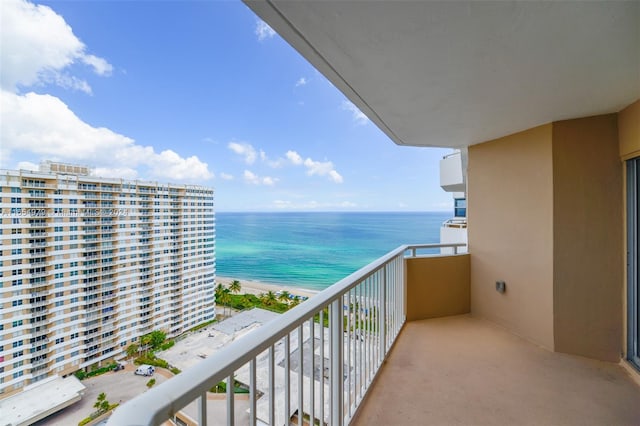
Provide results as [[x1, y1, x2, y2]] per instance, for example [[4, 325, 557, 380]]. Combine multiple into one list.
[[134, 364, 155, 376], [113, 363, 125, 371]]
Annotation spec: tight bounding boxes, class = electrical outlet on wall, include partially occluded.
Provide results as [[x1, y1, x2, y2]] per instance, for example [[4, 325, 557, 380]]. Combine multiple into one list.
[[496, 280, 506, 294]]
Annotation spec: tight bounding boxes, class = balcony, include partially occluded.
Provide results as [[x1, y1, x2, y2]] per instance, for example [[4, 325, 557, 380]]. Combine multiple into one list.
[[107, 242, 640, 425]]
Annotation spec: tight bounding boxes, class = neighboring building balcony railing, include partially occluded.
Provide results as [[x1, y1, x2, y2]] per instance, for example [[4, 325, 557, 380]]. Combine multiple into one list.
[[442, 218, 467, 229], [107, 243, 466, 426], [29, 298, 48, 307]]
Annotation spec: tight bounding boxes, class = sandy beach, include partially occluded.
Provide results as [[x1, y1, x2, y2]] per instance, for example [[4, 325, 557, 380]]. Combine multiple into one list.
[[216, 276, 320, 299]]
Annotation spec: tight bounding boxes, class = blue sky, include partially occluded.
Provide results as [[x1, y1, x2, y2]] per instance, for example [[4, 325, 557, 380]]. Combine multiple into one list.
[[1, 0, 453, 212]]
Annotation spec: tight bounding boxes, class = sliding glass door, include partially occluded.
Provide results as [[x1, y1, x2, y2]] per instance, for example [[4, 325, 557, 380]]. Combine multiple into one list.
[[627, 158, 640, 370]]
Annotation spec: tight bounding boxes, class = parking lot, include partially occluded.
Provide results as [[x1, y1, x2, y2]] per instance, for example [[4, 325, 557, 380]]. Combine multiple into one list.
[[36, 311, 275, 425], [35, 362, 170, 426]]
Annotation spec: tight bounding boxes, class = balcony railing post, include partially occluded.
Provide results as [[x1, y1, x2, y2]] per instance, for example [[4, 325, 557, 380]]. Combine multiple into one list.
[[402, 255, 407, 325], [198, 392, 207, 426], [250, 359, 257, 426], [380, 265, 387, 356], [227, 375, 234, 426], [330, 298, 344, 426]]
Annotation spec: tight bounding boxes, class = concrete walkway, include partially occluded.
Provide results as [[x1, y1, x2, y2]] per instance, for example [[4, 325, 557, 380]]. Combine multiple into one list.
[[354, 315, 640, 426]]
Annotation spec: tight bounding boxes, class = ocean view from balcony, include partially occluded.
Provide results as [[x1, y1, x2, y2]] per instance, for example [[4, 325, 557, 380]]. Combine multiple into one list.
[[216, 211, 449, 290]]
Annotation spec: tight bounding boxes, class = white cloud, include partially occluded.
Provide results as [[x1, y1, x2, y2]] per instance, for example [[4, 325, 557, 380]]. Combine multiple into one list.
[[286, 150, 303, 165], [16, 161, 39, 171], [93, 167, 138, 180], [1, 90, 213, 181], [243, 170, 277, 186], [49, 73, 93, 95], [220, 172, 234, 181], [262, 176, 277, 186], [341, 100, 369, 125], [0, 1, 211, 183], [303, 158, 344, 183], [255, 19, 276, 41], [82, 54, 113, 76], [328, 170, 343, 183], [228, 142, 257, 164], [285, 150, 343, 183], [1, 0, 112, 92], [295, 77, 307, 87], [150, 150, 213, 181]]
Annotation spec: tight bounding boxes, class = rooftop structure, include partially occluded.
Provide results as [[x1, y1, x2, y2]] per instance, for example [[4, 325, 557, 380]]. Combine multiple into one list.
[[0, 375, 85, 426], [0, 163, 216, 397]]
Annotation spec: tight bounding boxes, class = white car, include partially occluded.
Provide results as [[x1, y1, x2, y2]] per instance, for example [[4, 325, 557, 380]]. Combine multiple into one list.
[[134, 364, 155, 376]]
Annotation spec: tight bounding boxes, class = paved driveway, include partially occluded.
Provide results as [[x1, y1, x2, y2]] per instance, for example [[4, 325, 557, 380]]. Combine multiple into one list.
[[35, 363, 170, 425]]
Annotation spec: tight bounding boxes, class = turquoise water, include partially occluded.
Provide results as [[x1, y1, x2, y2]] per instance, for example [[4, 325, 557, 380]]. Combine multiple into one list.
[[215, 212, 449, 291]]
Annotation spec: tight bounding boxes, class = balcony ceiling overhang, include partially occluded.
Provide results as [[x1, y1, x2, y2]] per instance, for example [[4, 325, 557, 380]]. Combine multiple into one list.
[[245, 1, 639, 148]]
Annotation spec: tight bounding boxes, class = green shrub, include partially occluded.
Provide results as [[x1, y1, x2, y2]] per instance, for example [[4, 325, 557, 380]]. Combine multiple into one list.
[[209, 379, 249, 394], [210, 380, 226, 393], [77, 403, 119, 425], [135, 354, 171, 370], [146, 378, 156, 388], [74, 363, 117, 381], [159, 340, 175, 351], [78, 417, 92, 426]]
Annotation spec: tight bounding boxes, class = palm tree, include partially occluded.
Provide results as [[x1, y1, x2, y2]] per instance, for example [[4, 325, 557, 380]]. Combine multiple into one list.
[[126, 343, 139, 359], [215, 283, 226, 299], [289, 297, 301, 309], [229, 280, 242, 295], [278, 291, 291, 304], [218, 288, 232, 317], [140, 334, 152, 355], [94, 392, 108, 414], [261, 290, 278, 306]]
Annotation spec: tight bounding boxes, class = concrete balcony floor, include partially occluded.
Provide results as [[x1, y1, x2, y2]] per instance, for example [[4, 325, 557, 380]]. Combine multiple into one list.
[[353, 315, 640, 425]]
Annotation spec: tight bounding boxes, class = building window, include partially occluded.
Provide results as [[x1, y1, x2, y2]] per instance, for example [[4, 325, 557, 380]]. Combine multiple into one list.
[[454, 198, 467, 218]]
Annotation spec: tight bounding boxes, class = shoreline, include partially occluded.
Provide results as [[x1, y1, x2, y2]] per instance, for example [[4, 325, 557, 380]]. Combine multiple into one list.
[[215, 276, 320, 299]]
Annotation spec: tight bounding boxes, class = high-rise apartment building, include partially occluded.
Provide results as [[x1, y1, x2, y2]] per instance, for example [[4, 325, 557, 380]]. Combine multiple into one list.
[[0, 162, 215, 396]]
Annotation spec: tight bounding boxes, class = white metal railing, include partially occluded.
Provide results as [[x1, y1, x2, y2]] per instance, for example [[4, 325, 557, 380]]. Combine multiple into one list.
[[107, 243, 465, 426], [442, 218, 467, 229]]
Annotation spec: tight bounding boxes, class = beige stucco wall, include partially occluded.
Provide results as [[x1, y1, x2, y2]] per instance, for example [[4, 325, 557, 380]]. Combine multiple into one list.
[[405, 254, 470, 321], [468, 124, 555, 350], [552, 115, 623, 362], [619, 99, 640, 160]]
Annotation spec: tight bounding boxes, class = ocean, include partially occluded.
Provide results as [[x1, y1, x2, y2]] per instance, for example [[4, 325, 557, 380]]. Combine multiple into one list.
[[215, 211, 449, 291]]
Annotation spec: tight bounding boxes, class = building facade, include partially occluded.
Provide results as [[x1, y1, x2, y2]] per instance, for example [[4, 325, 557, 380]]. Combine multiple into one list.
[[0, 162, 216, 396]]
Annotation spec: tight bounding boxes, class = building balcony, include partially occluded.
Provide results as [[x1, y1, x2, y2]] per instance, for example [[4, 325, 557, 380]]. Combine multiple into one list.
[[107, 243, 639, 426], [353, 315, 640, 425]]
